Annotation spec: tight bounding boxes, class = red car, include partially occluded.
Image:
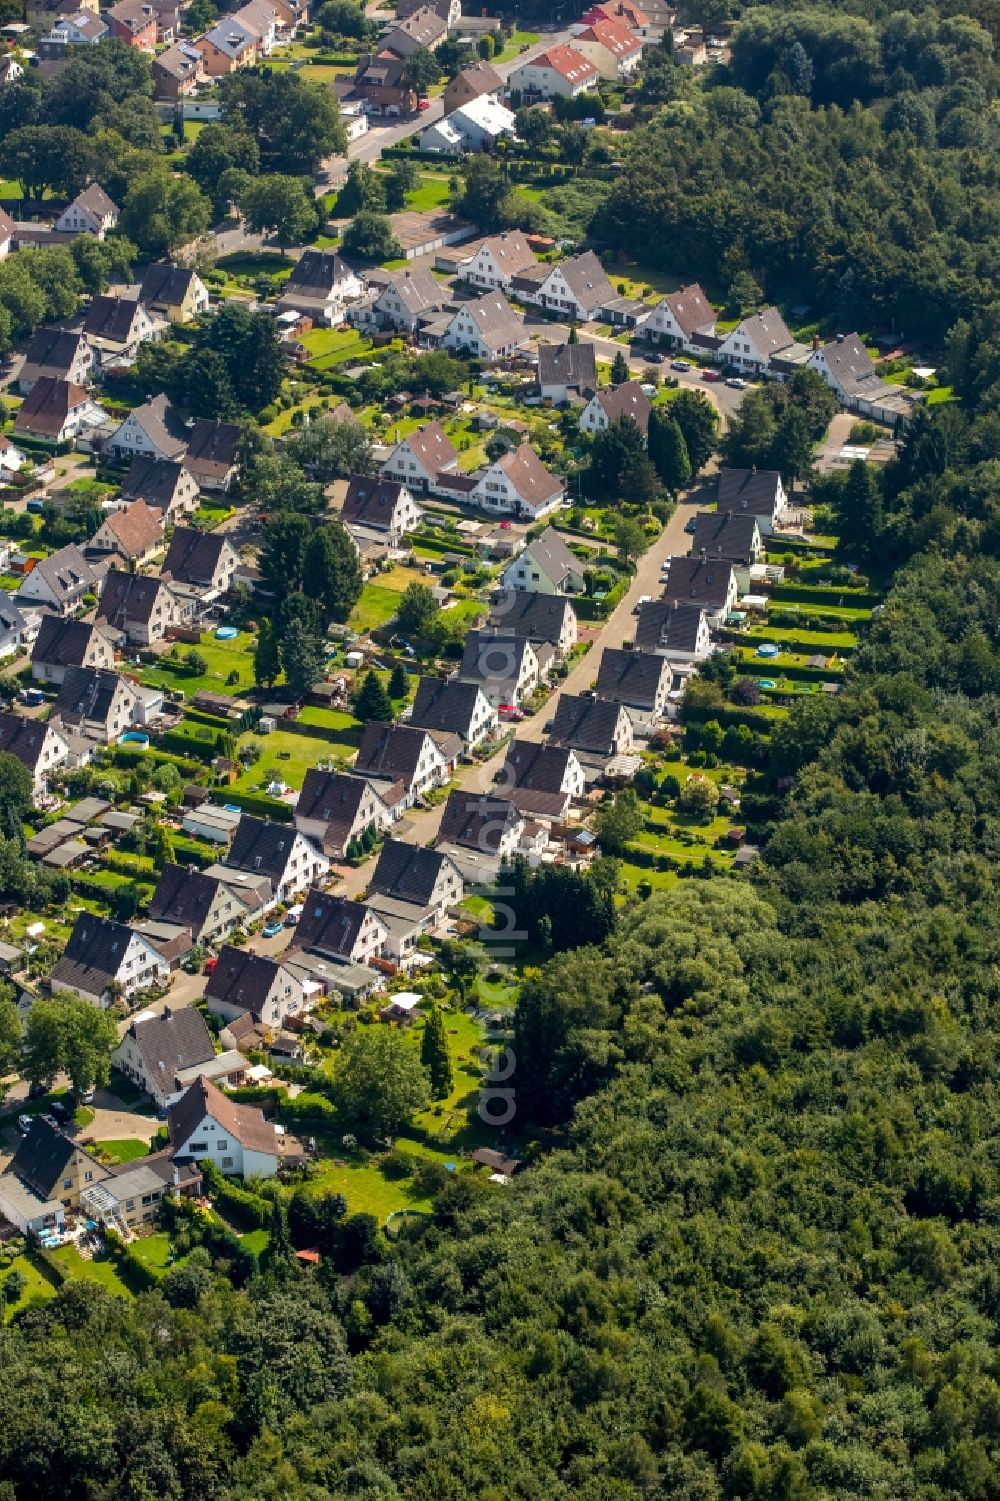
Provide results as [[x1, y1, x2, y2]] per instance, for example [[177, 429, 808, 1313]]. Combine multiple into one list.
[[203, 957, 217, 975], [418, 99, 430, 110], [498, 703, 525, 722], [702, 368, 722, 382]]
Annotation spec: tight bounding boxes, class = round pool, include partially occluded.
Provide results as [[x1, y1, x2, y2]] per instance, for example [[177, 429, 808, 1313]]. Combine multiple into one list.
[[756, 643, 780, 658], [385, 1209, 432, 1238], [215, 626, 239, 640], [759, 679, 776, 690], [118, 732, 149, 748]]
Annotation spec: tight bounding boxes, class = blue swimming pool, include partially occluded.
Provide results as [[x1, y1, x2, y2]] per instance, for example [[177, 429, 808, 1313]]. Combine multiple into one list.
[[756, 643, 780, 658], [215, 626, 239, 640], [759, 679, 777, 690], [118, 732, 149, 748]]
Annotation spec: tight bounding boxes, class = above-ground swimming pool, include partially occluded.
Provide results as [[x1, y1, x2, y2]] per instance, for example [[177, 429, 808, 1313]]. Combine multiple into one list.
[[756, 643, 780, 657], [759, 679, 777, 690], [118, 732, 149, 747], [215, 626, 239, 640]]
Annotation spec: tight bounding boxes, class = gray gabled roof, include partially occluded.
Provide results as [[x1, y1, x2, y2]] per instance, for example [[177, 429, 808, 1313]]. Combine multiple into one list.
[[458, 629, 535, 690], [595, 646, 671, 708], [0, 710, 64, 771], [140, 263, 200, 306], [737, 306, 795, 356], [410, 676, 487, 739], [97, 568, 172, 628], [537, 339, 597, 391], [22, 543, 97, 602], [689, 510, 760, 562], [121, 456, 194, 510], [0, 590, 26, 640], [592, 380, 651, 435], [502, 739, 575, 793], [379, 265, 444, 316], [21, 328, 89, 379], [342, 476, 415, 530], [225, 816, 298, 886], [716, 467, 783, 515], [125, 1005, 215, 1088], [32, 615, 108, 669], [552, 250, 615, 309], [205, 944, 289, 1019], [55, 665, 134, 727], [118, 394, 189, 458], [488, 590, 575, 644], [82, 295, 145, 345], [8, 1116, 104, 1200], [661, 555, 735, 610], [161, 526, 232, 585], [437, 789, 521, 853], [370, 839, 459, 906], [288, 890, 377, 960], [634, 600, 706, 654], [549, 692, 627, 754], [284, 250, 356, 298], [149, 862, 232, 933], [50, 913, 138, 996], [355, 721, 440, 786]]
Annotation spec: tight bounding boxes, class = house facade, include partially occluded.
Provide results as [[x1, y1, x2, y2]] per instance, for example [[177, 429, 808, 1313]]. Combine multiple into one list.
[[168, 1075, 278, 1179], [32, 616, 115, 685], [471, 444, 564, 520], [294, 769, 398, 858], [381, 420, 458, 494], [460, 232, 538, 293], [205, 947, 309, 1029], [508, 44, 599, 99], [499, 527, 586, 595], [50, 913, 169, 1007]]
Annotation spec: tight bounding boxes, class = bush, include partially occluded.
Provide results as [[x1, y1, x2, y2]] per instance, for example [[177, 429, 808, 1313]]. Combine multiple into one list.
[[200, 1159, 270, 1228], [381, 1149, 415, 1180]]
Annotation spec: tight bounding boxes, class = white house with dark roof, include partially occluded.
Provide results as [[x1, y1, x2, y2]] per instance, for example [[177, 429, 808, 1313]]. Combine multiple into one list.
[[595, 644, 674, 714], [638, 282, 716, 351], [105, 394, 189, 464], [0, 591, 34, 659], [276, 250, 364, 326], [537, 339, 597, 403], [715, 306, 797, 375], [660, 555, 737, 624], [111, 1003, 220, 1107], [97, 568, 183, 646], [354, 721, 457, 807], [224, 816, 329, 905], [205, 946, 309, 1029], [459, 231, 538, 293], [366, 840, 463, 952], [497, 739, 586, 819], [436, 789, 523, 860], [31, 615, 115, 684], [17, 329, 95, 395], [488, 590, 578, 656], [363, 265, 447, 333], [716, 467, 788, 535], [16, 544, 100, 617], [294, 769, 399, 858], [54, 666, 144, 745], [580, 380, 652, 437], [168, 1074, 278, 1179], [0, 711, 70, 795], [549, 691, 634, 758], [633, 601, 712, 662], [458, 630, 547, 708], [806, 332, 914, 426], [409, 676, 498, 750], [499, 526, 586, 595], [518, 250, 615, 322], [441, 292, 525, 362], [689, 510, 763, 564], [287, 889, 389, 969], [148, 862, 256, 946], [82, 295, 160, 367], [381, 419, 459, 494], [161, 527, 238, 598], [50, 913, 168, 1007], [13, 378, 106, 446], [121, 457, 200, 520], [55, 183, 118, 238], [471, 443, 564, 519], [341, 476, 423, 543], [184, 418, 241, 492]]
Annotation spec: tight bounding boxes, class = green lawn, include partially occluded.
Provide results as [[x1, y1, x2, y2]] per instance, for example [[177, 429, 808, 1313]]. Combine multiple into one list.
[[304, 1138, 451, 1221], [748, 624, 857, 650], [96, 1139, 149, 1165], [140, 631, 257, 700], [50, 1245, 131, 1297], [349, 565, 428, 633], [3, 1254, 60, 1319], [235, 714, 364, 790], [241, 1228, 270, 1256], [495, 29, 541, 62], [128, 1233, 174, 1273], [301, 326, 367, 361], [402, 173, 453, 213]]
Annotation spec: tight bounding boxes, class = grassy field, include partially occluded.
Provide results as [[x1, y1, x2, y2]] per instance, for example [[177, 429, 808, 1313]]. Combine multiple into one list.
[[300, 326, 367, 362], [402, 173, 453, 213], [95, 1139, 149, 1165], [305, 1138, 445, 1221], [3, 1254, 59, 1319], [51, 1244, 131, 1297], [495, 29, 541, 62], [235, 713, 364, 790], [140, 631, 257, 699], [349, 564, 428, 633]]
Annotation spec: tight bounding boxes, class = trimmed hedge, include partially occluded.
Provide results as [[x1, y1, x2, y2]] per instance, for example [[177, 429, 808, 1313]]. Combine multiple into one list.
[[733, 657, 844, 684], [208, 789, 293, 822], [112, 746, 201, 775], [574, 578, 629, 621], [29, 1245, 68, 1286], [771, 583, 877, 608], [157, 729, 224, 764], [104, 1227, 159, 1290], [201, 1159, 270, 1229]]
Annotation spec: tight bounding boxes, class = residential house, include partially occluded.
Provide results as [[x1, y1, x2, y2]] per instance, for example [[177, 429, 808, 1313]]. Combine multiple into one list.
[[596, 643, 673, 715], [442, 58, 503, 114], [549, 691, 634, 757], [638, 282, 716, 351], [26, 0, 99, 30], [436, 789, 523, 859], [148, 863, 255, 946], [194, 18, 258, 74], [184, 417, 241, 491], [31, 616, 115, 684], [410, 676, 498, 750], [352, 53, 417, 117], [471, 443, 564, 519], [419, 94, 518, 154], [382, 4, 448, 55], [105, 394, 189, 464], [161, 527, 239, 598], [487, 590, 578, 656], [507, 44, 599, 99], [181, 802, 242, 845], [120, 456, 200, 520], [144, 0, 179, 36], [83, 295, 159, 367], [715, 306, 798, 375], [0, 434, 23, 478], [716, 466, 788, 535], [0, 592, 33, 659], [16, 544, 99, 616], [50, 913, 169, 1006], [354, 721, 458, 806], [17, 329, 95, 395], [106, 0, 158, 47], [381, 419, 458, 494], [54, 666, 142, 744], [806, 332, 913, 426], [537, 339, 597, 403], [676, 35, 708, 65], [460, 231, 538, 293], [579, 379, 651, 436], [88, 500, 165, 566], [441, 292, 524, 362], [0, 1117, 107, 1225], [497, 739, 586, 819], [81, 1151, 203, 1233], [0, 712, 70, 795], [570, 16, 643, 77], [517, 250, 615, 323], [287, 889, 389, 969], [458, 629, 545, 708], [205, 947, 309, 1029], [54, 184, 118, 239], [294, 769, 399, 858], [168, 1074, 278, 1179], [365, 266, 447, 334], [233, 0, 279, 53], [153, 40, 205, 97], [688, 510, 763, 564], [499, 526, 586, 595], [139, 263, 210, 323], [97, 569, 182, 646], [634, 600, 712, 661], [224, 816, 329, 904], [660, 555, 737, 624], [0, 54, 23, 84], [276, 250, 364, 327], [366, 841, 463, 960], [13, 378, 106, 445], [341, 475, 423, 543], [111, 1004, 219, 1107]]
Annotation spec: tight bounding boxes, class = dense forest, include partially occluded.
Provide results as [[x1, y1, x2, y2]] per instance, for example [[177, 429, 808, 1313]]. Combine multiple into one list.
[[1, 2, 999, 1498]]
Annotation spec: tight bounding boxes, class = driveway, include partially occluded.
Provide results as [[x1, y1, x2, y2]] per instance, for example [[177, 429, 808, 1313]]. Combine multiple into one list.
[[74, 1101, 159, 1146]]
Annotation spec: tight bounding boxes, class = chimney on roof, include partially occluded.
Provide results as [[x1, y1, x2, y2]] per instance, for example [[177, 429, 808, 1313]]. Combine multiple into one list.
[[812, 334, 820, 349], [162, 1003, 171, 1019], [836, 333, 844, 343]]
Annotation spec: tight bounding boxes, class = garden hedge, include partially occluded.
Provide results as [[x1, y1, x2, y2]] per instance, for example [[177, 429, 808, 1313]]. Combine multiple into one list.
[[208, 789, 293, 822]]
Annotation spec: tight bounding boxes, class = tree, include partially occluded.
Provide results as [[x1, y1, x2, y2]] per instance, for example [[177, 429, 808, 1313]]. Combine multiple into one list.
[[302, 523, 362, 624], [663, 389, 719, 476], [588, 414, 655, 502], [254, 617, 281, 688], [728, 269, 763, 316], [287, 412, 374, 481], [186, 121, 259, 214], [44, 38, 153, 131], [678, 775, 720, 820], [833, 458, 883, 560], [403, 47, 442, 97], [23, 994, 117, 1096], [384, 159, 417, 213], [336, 159, 386, 217], [410, 349, 467, 397], [121, 169, 211, 256], [0, 752, 33, 840], [478, 32, 495, 60], [395, 582, 440, 638], [260, 512, 312, 596], [648, 409, 692, 492], [0, 125, 92, 202], [280, 617, 325, 700], [238, 175, 318, 253], [611, 349, 630, 385], [174, 347, 239, 420], [216, 70, 346, 172], [196, 304, 284, 411], [353, 669, 393, 723], [342, 211, 402, 262], [612, 515, 648, 567], [771, 405, 815, 490], [420, 1006, 453, 1100], [594, 788, 643, 855], [334, 1026, 430, 1138], [388, 663, 409, 701], [0, 984, 21, 1091]]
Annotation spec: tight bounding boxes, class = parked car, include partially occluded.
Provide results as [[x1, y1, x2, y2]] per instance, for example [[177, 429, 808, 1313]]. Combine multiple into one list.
[[418, 98, 430, 110], [725, 376, 748, 389], [702, 368, 722, 381], [40, 1113, 58, 1129], [646, 351, 664, 364], [17, 1114, 33, 1134], [49, 1100, 70, 1125], [203, 956, 217, 975], [262, 921, 285, 939], [684, 517, 698, 533], [670, 359, 691, 372], [633, 595, 652, 614], [498, 703, 524, 722]]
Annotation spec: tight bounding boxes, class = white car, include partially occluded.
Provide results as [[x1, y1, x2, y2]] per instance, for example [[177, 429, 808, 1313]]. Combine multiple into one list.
[[725, 376, 748, 389]]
